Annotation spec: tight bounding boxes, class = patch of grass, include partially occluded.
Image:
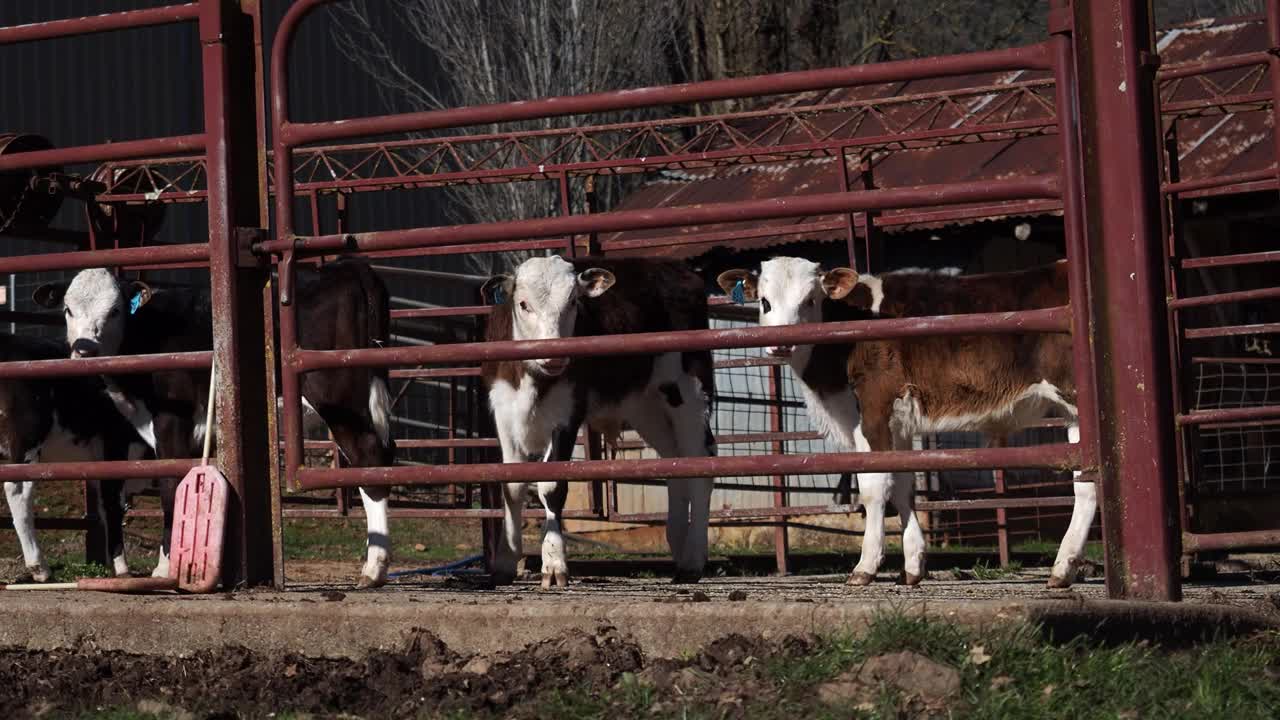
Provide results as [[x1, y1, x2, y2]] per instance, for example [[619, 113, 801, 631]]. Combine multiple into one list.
[[964, 559, 1025, 580], [48, 559, 113, 582], [282, 517, 478, 568], [1013, 539, 1104, 563]]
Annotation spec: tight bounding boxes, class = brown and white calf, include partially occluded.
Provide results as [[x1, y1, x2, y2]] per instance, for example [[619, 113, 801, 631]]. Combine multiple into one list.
[[717, 258, 1090, 587], [482, 256, 716, 587], [34, 258, 397, 587]]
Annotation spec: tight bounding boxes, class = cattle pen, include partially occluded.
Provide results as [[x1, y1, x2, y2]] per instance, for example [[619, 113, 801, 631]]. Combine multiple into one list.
[[0, 0, 1278, 615]]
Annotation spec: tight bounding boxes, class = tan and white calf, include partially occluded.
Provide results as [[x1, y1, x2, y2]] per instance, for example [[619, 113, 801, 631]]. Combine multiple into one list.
[[717, 258, 1091, 587], [482, 256, 716, 587]]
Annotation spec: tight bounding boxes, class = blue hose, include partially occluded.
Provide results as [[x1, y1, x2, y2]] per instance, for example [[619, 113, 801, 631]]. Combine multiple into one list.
[[387, 553, 486, 579]]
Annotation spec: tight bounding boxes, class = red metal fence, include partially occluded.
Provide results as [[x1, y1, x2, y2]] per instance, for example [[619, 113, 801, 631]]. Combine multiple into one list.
[[5, 0, 1278, 599]]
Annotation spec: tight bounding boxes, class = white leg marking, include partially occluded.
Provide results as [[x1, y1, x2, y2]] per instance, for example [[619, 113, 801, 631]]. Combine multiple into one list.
[[151, 544, 171, 578], [852, 471, 891, 583], [537, 481, 569, 589], [496, 482, 528, 584], [890, 432, 927, 583], [4, 481, 49, 582], [1051, 423, 1096, 586], [367, 377, 392, 448], [113, 553, 131, 577], [359, 487, 390, 587]]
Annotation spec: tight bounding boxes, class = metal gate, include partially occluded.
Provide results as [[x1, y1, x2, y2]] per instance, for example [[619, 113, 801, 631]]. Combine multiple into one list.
[[7, 0, 1272, 601]]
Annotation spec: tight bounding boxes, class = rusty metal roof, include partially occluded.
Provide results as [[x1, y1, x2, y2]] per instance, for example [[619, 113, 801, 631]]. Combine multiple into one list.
[[603, 16, 1275, 258]]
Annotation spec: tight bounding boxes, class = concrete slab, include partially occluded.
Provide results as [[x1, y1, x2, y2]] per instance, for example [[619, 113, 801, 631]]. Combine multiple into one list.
[[2, 573, 1277, 659]]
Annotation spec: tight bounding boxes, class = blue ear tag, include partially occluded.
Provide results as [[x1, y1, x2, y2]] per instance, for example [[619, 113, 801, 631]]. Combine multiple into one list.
[[492, 286, 506, 305], [730, 279, 746, 305], [129, 293, 144, 315]]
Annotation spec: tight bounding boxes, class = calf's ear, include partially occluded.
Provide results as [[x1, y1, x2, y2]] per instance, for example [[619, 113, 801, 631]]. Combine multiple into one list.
[[715, 269, 758, 302], [820, 268, 860, 300], [127, 281, 154, 314], [577, 268, 615, 298], [32, 282, 68, 308], [480, 274, 514, 305]]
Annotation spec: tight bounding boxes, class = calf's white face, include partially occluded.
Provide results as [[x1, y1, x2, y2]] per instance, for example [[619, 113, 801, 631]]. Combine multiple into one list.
[[718, 257, 850, 358], [489, 256, 615, 377], [32, 269, 137, 359]]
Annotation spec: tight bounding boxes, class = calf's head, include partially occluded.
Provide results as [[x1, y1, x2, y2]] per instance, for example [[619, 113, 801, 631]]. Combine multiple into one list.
[[717, 257, 859, 358], [33, 269, 151, 358], [482, 256, 615, 377]]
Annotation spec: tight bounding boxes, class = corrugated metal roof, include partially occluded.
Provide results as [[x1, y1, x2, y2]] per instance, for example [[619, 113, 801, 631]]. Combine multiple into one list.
[[604, 15, 1275, 258]]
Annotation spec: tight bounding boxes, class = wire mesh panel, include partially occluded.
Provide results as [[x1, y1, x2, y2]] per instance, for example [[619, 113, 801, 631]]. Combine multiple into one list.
[[1191, 359, 1280, 495]]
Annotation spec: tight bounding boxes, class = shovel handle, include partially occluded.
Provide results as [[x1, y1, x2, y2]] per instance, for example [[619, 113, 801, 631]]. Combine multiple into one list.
[[2, 582, 78, 591]]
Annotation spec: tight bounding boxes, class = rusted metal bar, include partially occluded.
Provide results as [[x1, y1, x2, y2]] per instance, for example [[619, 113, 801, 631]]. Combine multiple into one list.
[[1176, 405, 1280, 426], [272, 0, 1050, 146], [1181, 250, 1280, 269], [296, 307, 1070, 372], [200, 0, 274, 587], [1157, 51, 1269, 79], [0, 135, 206, 172], [1051, 0, 1101, 473], [1168, 286, 1280, 309], [296, 443, 1080, 490], [0, 351, 211, 379], [305, 438, 499, 449], [257, 175, 1060, 257], [1182, 529, 1280, 552], [1268, 0, 1280, 206], [1190, 355, 1280, 365], [391, 305, 493, 319], [0, 244, 209, 274], [389, 367, 483, 379], [0, 459, 199, 482], [0, 4, 199, 44], [768, 364, 788, 575], [1161, 168, 1274, 196], [603, 220, 847, 254], [1184, 322, 1280, 340], [1075, 0, 1181, 601]]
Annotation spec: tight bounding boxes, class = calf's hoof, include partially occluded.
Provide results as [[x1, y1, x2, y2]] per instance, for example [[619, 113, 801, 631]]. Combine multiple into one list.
[[27, 564, 51, 583], [847, 571, 875, 586], [356, 572, 388, 590], [540, 569, 570, 590], [491, 570, 518, 586], [1046, 574, 1074, 589], [901, 571, 927, 586], [671, 569, 703, 584]]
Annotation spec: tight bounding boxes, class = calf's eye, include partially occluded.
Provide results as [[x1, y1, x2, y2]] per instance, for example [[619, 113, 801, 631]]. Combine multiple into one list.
[[803, 298, 815, 308], [108, 307, 120, 318], [761, 298, 772, 314], [519, 300, 532, 313]]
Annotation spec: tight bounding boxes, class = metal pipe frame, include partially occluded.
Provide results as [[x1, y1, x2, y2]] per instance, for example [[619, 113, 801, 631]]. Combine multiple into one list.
[[1075, 0, 1183, 600]]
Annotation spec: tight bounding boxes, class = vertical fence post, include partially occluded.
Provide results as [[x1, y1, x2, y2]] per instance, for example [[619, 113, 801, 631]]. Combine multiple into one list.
[[1072, 0, 1181, 600], [200, 0, 274, 587]]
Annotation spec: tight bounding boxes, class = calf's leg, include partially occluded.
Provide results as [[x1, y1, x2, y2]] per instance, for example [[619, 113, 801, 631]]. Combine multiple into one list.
[[1050, 423, 1096, 588], [4, 479, 49, 582]]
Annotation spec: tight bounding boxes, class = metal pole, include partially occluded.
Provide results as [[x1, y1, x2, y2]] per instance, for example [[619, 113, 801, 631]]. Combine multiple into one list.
[[769, 364, 789, 575], [199, 0, 274, 587], [1073, 0, 1181, 600]]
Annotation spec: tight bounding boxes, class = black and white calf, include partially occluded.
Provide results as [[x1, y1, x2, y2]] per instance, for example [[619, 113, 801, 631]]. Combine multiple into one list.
[[34, 257, 397, 587], [482, 256, 716, 587], [1, 333, 149, 581], [718, 258, 1089, 588]]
